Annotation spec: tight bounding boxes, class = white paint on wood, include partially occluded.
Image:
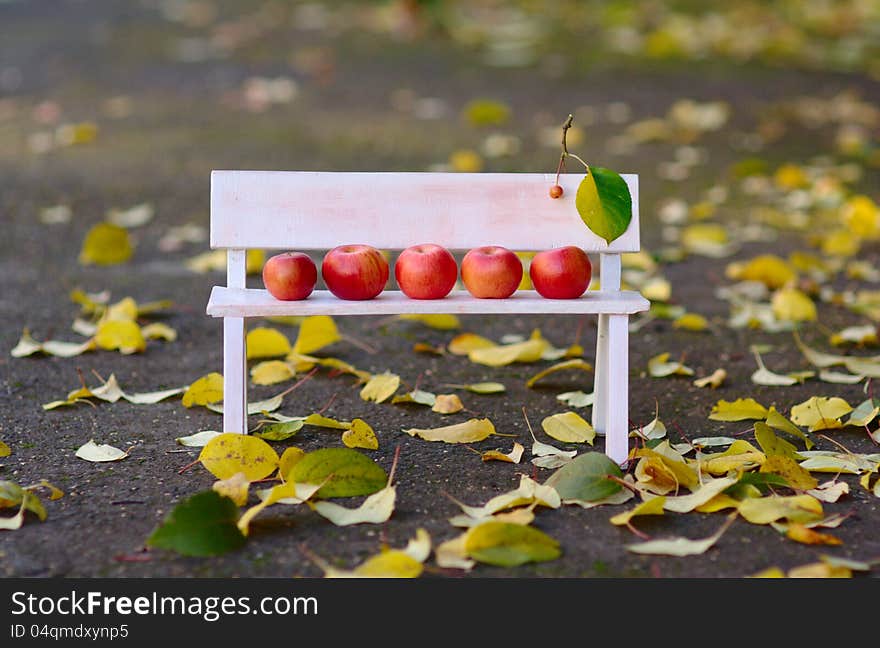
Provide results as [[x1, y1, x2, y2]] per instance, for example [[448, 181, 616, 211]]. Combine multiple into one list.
[[207, 287, 649, 318], [227, 249, 246, 289], [223, 317, 247, 435], [599, 254, 622, 292], [592, 313, 609, 435], [210, 171, 640, 252], [604, 314, 630, 466]]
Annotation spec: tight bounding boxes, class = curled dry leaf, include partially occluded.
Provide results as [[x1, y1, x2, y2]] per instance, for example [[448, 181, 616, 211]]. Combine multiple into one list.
[[647, 352, 694, 377], [176, 430, 222, 447], [525, 358, 593, 388], [404, 418, 497, 444], [693, 368, 726, 388], [75, 440, 128, 462], [481, 442, 524, 464], [311, 485, 396, 526], [625, 513, 736, 556], [432, 394, 463, 414]]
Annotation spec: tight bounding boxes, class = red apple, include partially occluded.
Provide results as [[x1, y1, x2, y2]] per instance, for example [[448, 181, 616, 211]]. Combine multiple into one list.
[[529, 246, 592, 299], [394, 243, 458, 299], [321, 244, 389, 300], [262, 251, 317, 301], [460, 245, 523, 299]]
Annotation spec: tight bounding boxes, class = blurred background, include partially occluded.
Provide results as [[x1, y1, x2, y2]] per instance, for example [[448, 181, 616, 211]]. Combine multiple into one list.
[[2, 1, 878, 250]]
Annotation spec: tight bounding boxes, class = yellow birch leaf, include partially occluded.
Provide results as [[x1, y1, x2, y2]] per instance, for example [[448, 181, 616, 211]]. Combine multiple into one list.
[[181, 372, 224, 407], [761, 456, 819, 490], [751, 567, 786, 578], [450, 475, 560, 520], [648, 352, 694, 377], [787, 562, 851, 578], [278, 447, 306, 481], [785, 523, 842, 546], [790, 396, 852, 431], [765, 406, 814, 449], [301, 413, 350, 430], [726, 254, 796, 289], [94, 320, 145, 354], [626, 513, 736, 556], [292, 315, 340, 355], [198, 433, 279, 481], [397, 314, 460, 330], [105, 297, 138, 321], [315, 356, 371, 382], [699, 439, 766, 475], [212, 472, 250, 507], [140, 322, 177, 342], [641, 276, 671, 302], [250, 360, 295, 385], [246, 327, 291, 359], [78, 222, 132, 265], [525, 358, 593, 388], [432, 394, 463, 414], [738, 495, 823, 525], [0, 440, 9, 457], [342, 419, 379, 450], [709, 398, 769, 421], [468, 336, 547, 367], [445, 382, 506, 394], [771, 287, 817, 322], [673, 312, 709, 331], [695, 493, 743, 513], [447, 333, 496, 356], [311, 485, 396, 526], [773, 163, 808, 189], [610, 496, 666, 526], [541, 412, 595, 444], [658, 476, 738, 512], [821, 229, 860, 257], [404, 418, 496, 444], [359, 372, 401, 403], [246, 249, 265, 274], [332, 550, 423, 578], [481, 442, 524, 464], [693, 368, 727, 388]]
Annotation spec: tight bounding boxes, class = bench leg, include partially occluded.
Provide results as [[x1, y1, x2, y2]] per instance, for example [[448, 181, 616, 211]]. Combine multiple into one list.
[[605, 314, 630, 466], [592, 314, 609, 436], [223, 316, 248, 434]]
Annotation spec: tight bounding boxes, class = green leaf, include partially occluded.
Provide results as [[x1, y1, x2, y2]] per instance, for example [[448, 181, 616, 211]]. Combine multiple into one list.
[[544, 452, 623, 501], [575, 167, 633, 244], [288, 448, 387, 499], [252, 420, 305, 441], [464, 521, 560, 567], [146, 491, 246, 557]]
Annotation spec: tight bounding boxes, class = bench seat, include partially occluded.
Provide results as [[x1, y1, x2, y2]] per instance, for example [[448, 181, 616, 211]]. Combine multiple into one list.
[[207, 287, 650, 318]]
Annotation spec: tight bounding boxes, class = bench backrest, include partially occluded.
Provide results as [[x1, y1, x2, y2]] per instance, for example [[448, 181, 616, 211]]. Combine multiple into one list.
[[210, 171, 639, 253]]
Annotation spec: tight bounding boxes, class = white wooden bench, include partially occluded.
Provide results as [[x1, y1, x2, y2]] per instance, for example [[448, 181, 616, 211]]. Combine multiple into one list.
[[206, 171, 649, 465]]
